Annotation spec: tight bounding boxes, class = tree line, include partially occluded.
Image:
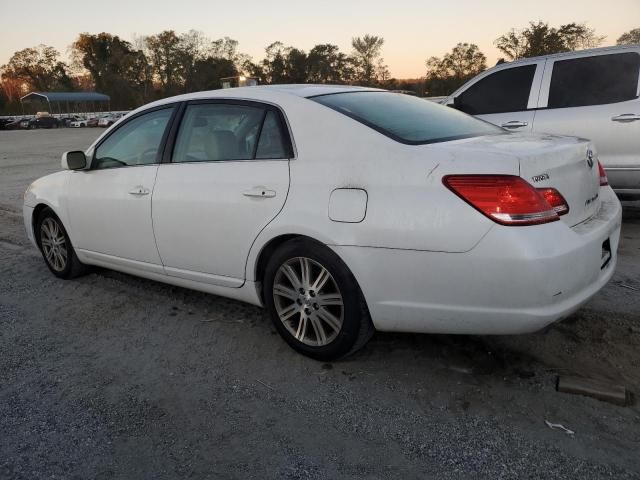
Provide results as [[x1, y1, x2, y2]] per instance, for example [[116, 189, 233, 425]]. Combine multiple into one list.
[[1, 23, 638, 114]]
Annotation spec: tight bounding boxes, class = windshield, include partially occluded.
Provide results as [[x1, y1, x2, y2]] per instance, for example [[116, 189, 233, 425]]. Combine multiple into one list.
[[311, 91, 504, 145]]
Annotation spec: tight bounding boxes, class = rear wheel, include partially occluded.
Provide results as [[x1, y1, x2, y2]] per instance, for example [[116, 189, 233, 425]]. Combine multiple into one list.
[[264, 238, 374, 360], [36, 208, 89, 279]]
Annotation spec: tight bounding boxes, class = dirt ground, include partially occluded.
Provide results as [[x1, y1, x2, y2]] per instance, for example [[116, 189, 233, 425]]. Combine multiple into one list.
[[1, 129, 639, 479]]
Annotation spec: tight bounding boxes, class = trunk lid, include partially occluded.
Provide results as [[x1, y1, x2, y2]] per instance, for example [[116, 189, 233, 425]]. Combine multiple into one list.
[[445, 133, 601, 226]]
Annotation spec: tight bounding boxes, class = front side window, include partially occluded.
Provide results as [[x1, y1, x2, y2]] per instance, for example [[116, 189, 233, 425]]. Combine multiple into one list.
[[548, 53, 640, 108], [311, 91, 502, 145], [172, 103, 289, 163], [456, 65, 537, 115], [93, 107, 174, 169]]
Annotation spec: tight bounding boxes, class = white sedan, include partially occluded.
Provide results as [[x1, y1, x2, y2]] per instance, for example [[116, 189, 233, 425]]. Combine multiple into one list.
[[23, 85, 622, 360], [69, 118, 88, 128]]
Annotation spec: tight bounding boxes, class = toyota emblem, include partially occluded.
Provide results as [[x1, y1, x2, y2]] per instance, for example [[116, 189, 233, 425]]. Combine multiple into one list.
[[586, 149, 594, 168]]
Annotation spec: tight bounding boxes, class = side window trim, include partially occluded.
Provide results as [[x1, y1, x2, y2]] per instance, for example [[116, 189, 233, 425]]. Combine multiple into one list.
[[165, 98, 295, 165], [252, 109, 269, 159], [90, 103, 179, 170], [529, 60, 547, 109], [537, 51, 640, 109]]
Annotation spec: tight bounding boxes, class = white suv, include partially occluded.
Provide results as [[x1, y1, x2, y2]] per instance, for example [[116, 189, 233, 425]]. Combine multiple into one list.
[[445, 45, 640, 198]]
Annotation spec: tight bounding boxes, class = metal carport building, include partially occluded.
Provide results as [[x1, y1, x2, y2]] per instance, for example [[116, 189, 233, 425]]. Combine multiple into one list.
[[20, 92, 111, 114]]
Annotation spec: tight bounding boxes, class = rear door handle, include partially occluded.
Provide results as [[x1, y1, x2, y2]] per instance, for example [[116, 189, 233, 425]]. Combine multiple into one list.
[[129, 186, 150, 196], [612, 114, 640, 123], [243, 187, 276, 198], [501, 120, 529, 129]]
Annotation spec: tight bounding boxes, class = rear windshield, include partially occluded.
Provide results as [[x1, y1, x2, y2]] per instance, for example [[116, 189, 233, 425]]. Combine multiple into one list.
[[311, 91, 503, 145]]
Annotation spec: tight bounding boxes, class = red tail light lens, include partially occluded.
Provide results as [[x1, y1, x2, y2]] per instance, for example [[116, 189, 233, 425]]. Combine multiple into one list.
[[443, 175, 559, 226], [537, 188, 569, 216], [598, 161, 608, 186]]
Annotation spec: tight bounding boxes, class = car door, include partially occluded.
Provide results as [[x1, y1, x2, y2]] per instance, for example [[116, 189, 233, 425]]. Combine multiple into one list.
[[446, 60, 545, 132], [66, 105, 176, 272], [532, 50, 640, 191], [152, 100, 291, 287]]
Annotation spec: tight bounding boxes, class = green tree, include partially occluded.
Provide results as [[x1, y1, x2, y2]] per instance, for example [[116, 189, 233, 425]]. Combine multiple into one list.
[[262, 42, 289, 84], [284, 48, 309, 83], [1, 45, 73, 92], [144, 30, 184, 96], [185, 57, 237, 92], [425, 43, 487, 96], [72, 33, 150, 108], [307, 44, 352, 84], [210, 37, 252, 71], [495, 21, 604, 60], [617, 28, 640, 45], [143, 31, 250, 95], [351, 34, 387, 86]]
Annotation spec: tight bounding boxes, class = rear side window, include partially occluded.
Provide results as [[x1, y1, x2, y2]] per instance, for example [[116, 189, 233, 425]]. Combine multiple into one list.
[[173, 103, 290, 163], [548, 53, 640, 108], [312, 91, 502, 145], [456, 65, 537, 115]]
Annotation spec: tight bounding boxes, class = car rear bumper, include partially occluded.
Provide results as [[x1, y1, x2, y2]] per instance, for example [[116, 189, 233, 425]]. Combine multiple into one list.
[[332, 187, 622, 335]]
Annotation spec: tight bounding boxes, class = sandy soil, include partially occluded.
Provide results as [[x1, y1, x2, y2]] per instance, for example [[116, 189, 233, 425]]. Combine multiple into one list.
[[1, 129, 639, 479]]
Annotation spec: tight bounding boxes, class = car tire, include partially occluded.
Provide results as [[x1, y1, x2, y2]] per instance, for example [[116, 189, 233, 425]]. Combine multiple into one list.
[[36, 208, 90, 279], [263, 238, 374, 361]]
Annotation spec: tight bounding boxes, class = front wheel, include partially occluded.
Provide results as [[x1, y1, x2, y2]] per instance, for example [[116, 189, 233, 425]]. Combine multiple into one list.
[[36, 208, 89, 279], [263, 238, 374, 360]]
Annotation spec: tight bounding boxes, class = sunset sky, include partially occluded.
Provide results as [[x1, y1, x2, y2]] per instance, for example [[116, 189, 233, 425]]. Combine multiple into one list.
[[2, 0, 639, 78]]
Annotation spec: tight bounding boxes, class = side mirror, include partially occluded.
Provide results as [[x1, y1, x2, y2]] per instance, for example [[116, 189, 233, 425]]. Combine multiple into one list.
[[61, 151, 87, 170], [451, 96, 467, 113]]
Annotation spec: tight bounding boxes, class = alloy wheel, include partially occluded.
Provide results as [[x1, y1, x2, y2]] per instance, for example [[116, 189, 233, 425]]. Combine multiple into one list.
[[273, 257, 344, 346], [40, 217, 68, 272]]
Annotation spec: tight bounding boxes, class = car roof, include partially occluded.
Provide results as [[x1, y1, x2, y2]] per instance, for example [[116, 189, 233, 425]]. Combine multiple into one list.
[[256, 84, 383, 97], [137, 84, 384, 112], [497, 44, 639, 66]]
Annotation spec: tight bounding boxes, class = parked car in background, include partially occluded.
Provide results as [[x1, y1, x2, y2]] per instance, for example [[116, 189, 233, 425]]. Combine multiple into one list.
[[19, 118, 31, 129], [445, 45, 640, 199], [2, 118, 25, 130], [70, 118, 89, 128], [23, 85, 621, 360], [29, 116, 60, 129], [0, 118, 16, 130], [87, 117, 100, 128], [59, 115, 85, 127], [98, 114, 123, 127]]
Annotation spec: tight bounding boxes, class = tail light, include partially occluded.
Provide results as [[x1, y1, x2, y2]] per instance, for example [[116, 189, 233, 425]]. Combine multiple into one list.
[[537, 188, 569, 216], [443, 175, 559, 226], [598, 161, 608, 186]]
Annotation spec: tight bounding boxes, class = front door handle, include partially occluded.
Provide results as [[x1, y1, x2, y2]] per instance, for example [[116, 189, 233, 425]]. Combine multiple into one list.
[[243, 187, 276, 198], [501, 120, 529, 129], [612, 114, 640, 123], [129, 186, 150, 196]]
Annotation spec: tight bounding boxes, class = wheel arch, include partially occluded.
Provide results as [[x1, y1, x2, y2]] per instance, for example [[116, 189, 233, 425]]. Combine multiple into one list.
[[253, 234, 302, 303], [252, 233, 370, 315], [31, 203, 65, 248]]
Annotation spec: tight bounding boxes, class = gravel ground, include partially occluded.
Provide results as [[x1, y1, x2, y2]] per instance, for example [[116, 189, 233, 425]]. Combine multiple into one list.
[[1, 129, 639, 479]]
